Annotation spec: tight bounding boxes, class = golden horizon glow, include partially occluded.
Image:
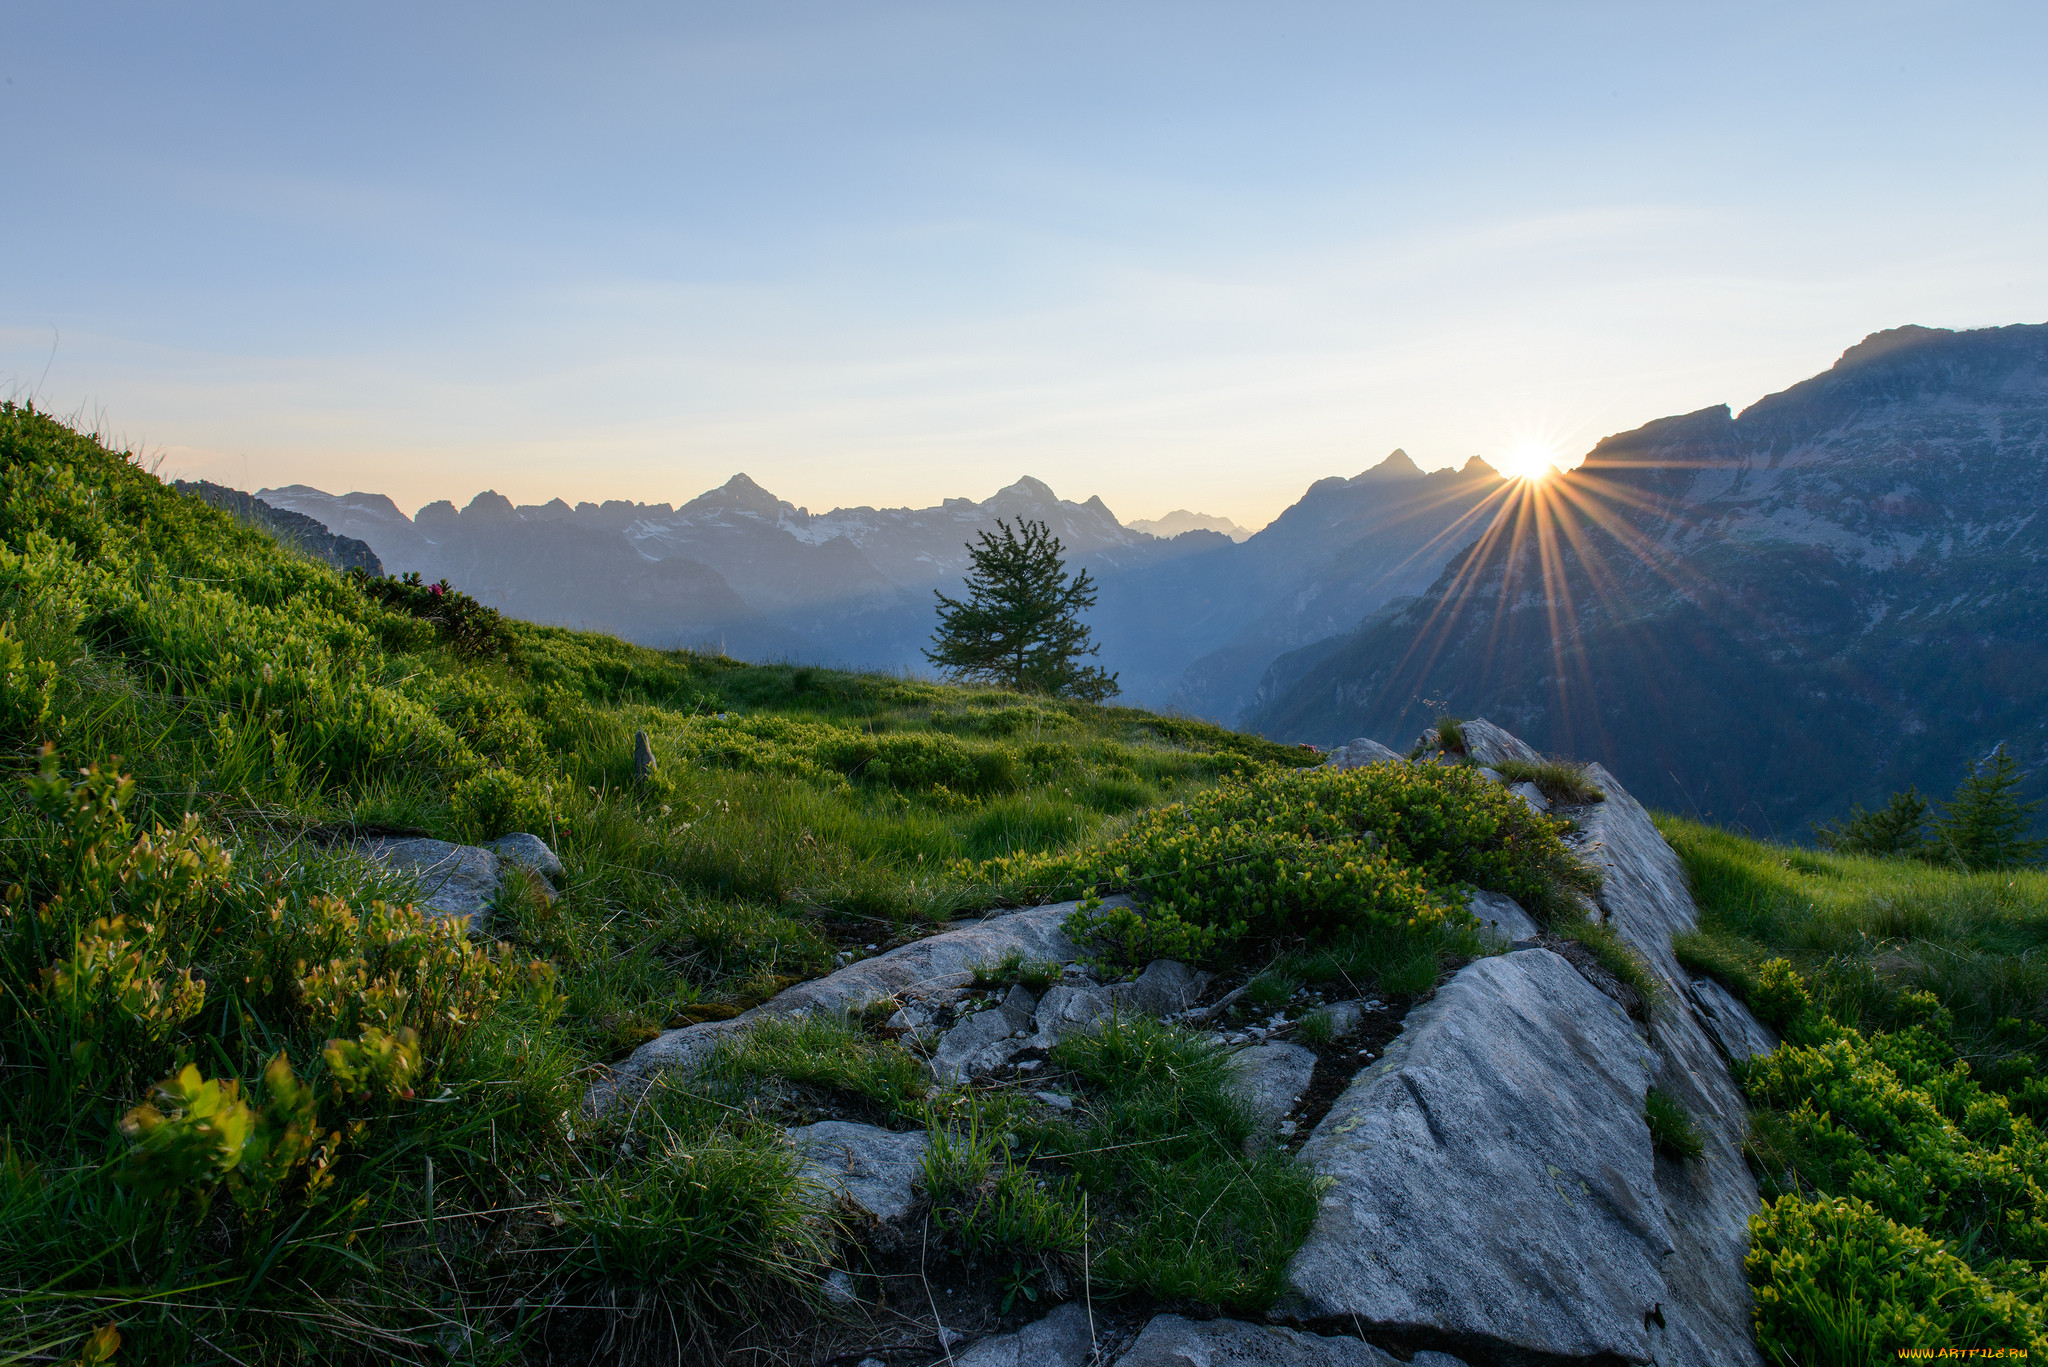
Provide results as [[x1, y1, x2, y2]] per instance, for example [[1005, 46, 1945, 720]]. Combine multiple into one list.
[[1497, 441, 1564, 482]]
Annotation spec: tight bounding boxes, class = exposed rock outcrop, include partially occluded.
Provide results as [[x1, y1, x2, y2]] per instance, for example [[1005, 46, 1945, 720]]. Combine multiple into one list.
[[1277, 721, 1770, 1366], [1118, 1314, 1432, 1366], [589, 898, 1127, 1112], [955, 1302, 1096, 1367], [1281, 950, 1668, 1361]]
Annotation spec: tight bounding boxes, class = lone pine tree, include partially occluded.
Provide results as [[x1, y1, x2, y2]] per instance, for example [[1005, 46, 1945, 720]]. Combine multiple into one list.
[[1934, 743, 2046, 871], [926, 517, 1120, 701]]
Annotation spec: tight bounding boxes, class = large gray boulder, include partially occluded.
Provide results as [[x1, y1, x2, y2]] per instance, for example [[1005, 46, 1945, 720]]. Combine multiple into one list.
[[1570, 767, 1771, 1365], [1117, 1314, 1420, 1366], [590, 898, 1120, 1111], [1277, 729, 1768, 1366], [354, 831, 565, 928], [485, 832, 565, 887], [787, 1120, 927, 1223], [1282, 950, 1668, 1362], [1417, 716, 1541, 768]]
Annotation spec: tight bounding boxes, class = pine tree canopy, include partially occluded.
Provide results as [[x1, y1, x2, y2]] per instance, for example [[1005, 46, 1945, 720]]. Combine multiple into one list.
[[925, 517, 1120, 701], [1934, 743, 2046, 871]]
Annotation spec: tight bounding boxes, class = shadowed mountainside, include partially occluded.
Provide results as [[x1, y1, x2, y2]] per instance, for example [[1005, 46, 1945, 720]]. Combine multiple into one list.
[[1243, 322, 2048, 835]]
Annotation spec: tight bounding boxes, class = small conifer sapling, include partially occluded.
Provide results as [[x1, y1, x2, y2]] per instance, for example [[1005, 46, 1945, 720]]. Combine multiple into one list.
[[926, 518, 1120, 701]]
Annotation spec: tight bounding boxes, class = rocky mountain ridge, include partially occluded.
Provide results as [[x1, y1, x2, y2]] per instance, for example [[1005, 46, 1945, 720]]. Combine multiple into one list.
[[257, 453, 1504, 707], [1246, 321, 2048, 832]]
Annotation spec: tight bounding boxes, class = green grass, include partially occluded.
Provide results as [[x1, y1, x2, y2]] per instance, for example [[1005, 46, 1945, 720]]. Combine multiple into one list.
[[923, 1014, 1327, 1313], [0, 403, 1322, 1363], [1660, 813, 2048, 1360], [1492, 757, 1606, 805], [1661, 814, 2048, 1059], [1644, 1086, 1704, 1160]]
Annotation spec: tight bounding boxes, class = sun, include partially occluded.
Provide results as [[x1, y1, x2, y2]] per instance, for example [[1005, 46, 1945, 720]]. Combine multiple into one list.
[[1498, 441, 1563, 482]]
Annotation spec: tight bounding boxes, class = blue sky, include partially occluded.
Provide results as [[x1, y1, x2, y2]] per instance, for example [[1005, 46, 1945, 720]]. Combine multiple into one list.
[[5, 2, 2044, 527]]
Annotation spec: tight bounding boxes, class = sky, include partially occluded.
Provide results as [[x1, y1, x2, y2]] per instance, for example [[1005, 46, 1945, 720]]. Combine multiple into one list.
[[5, 3, 2046, 531]]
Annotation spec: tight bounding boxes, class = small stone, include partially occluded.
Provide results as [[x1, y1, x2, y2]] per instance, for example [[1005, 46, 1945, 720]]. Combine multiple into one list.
[[1118, 1314, 1403, 1365], [1278, 1119, 1299, 1137], [953, 1303, 1094, 1367], [632, 730, 657, 781], [823, 1269, 858, 1305], [1015, 1059, 1043, 1072], [1034, 1090, 1075, 1110]]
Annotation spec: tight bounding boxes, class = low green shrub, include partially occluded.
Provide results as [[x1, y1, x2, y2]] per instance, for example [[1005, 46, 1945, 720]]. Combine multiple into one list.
[[1749, 1194, 2043, 1361], [1735, 959, 2048, 1357], [972, 761, 1597, 965], [350, 568, 517, 661]]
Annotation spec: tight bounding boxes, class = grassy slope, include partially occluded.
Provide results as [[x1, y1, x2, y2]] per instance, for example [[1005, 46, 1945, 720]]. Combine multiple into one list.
[[1662, 815, 2048, 1361], [0, 404, 1339, 1363]]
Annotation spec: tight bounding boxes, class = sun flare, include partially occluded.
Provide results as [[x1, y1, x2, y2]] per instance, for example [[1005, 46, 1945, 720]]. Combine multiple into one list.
[[1499, 441, 1563, 482]]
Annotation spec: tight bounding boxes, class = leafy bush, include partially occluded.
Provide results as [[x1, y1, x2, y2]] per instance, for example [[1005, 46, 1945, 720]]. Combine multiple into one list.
[[1736, 959, 2048, 1357], [449, 765, 548, 840], [350, 568, 517, 661], [973, 761, 1596, 964], [1749, 1194, 2043, 1360]]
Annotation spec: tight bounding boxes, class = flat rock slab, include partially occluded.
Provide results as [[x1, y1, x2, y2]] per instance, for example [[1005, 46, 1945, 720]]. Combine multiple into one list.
[[956, 1302, 1094, 1367], [592, 898, 1125, 1110], [1283, 949, 1669, 1363], [355, 837, 502, 929], [1465, 889, 1540, 942], [1117, 1314, 1420, 1366], [788, 1120, 927, 1224], [1228, 1040, 1318, 1137]]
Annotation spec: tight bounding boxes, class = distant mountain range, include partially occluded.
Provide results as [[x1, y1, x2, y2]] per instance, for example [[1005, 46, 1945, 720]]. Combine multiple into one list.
[[247, 320, 2047, 835], [1243, 322, 2048, 832], [1125, 510, 1253, 542], [259, 456, 1507, 713]]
